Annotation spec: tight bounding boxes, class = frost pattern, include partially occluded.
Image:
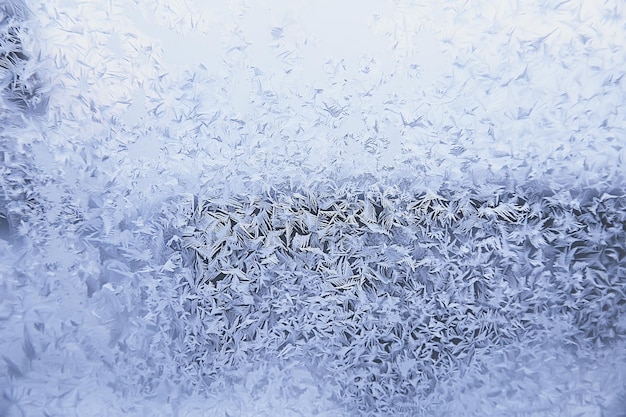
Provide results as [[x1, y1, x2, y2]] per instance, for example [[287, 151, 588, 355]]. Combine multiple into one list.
[[1, 0, 626, 416]]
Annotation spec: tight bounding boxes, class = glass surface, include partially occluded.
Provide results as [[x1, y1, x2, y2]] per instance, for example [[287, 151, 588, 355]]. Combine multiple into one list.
[[1, 1, 625, 416]]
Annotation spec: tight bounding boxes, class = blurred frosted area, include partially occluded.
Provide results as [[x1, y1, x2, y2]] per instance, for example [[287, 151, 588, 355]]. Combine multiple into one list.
[[25, 0, 626, 191], [0, 0, 625, 416]]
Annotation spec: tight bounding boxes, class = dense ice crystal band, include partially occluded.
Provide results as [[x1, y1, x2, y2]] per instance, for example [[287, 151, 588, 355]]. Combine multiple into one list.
[[162, 181, 626, 414]]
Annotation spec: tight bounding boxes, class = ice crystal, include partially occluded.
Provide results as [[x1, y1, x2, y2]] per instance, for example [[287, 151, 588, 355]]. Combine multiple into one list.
[[0, 0, 46, 113]]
